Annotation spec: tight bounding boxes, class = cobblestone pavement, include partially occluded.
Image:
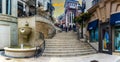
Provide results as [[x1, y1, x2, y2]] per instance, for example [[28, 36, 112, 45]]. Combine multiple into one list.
[[0, 53, 120, 62]]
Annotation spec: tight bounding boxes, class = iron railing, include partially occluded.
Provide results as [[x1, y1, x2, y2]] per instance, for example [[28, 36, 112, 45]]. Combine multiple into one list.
[[34, 32, 45, 58]]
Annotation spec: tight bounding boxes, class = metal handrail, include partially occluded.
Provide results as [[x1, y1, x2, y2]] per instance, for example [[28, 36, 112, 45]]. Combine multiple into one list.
[[34, 32, 45, 58]]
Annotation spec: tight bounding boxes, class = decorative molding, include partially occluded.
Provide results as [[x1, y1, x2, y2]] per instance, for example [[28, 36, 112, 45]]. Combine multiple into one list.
[[0, 14, 17, 23]]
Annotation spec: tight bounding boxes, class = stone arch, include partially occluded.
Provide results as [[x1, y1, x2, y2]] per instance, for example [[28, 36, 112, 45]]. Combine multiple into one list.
[[116, 4, 120, 12], [111, 2, 119, 14]]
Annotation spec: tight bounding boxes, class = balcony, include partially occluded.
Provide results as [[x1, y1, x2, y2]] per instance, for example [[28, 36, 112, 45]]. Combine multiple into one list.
[[69, 6, 76, 9]]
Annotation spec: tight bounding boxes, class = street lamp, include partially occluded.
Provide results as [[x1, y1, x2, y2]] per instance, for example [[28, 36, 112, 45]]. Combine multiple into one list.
[[81, 0, 86, 38]]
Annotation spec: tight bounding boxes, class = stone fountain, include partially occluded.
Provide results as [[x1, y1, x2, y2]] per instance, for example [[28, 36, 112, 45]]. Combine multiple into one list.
[[4, 23, 36, 58]]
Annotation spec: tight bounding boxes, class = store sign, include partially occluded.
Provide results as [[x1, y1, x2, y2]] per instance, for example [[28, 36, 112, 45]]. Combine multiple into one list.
[[115, 20, 120, 24], [110, 12, 120, 25], [89, 27, 93, 30]]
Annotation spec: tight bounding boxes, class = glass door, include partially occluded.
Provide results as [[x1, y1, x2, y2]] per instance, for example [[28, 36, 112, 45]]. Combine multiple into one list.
[[102, 27, 110, 51], [99, 23, 112, 54], [114, 26, 120, 51]]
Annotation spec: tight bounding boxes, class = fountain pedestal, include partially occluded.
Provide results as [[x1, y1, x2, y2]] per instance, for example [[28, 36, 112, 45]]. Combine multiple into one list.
[[4, 47, 36, 57], [4, 23, 36, 58]]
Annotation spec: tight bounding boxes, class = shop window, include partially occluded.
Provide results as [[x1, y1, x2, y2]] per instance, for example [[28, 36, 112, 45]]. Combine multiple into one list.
[[114, 26, 120, 51], [102, 28, 110, 51], [90, 28, 98, 42], [0, 0, 2, 13], [6, 0, 12, 15]]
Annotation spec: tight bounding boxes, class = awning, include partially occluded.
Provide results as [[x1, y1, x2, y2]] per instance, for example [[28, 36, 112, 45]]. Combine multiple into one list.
[[110, 12, 120, 25], [87, 19, 98, 30]]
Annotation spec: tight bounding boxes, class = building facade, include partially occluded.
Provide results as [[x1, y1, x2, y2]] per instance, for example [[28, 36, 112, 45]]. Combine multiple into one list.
[[18, 0, 54, 18], [0, 0, 18, 49], [0, 0, 55, 49], [86, 0, 120, 55], [64, 0, 81, 26], [85, 0, 92, 12]]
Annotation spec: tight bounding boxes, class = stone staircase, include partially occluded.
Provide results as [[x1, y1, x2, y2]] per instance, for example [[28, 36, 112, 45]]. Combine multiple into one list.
[[42, 31, 97, 57]]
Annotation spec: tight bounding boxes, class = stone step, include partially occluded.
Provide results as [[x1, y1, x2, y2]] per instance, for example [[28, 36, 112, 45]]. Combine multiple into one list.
[[45, 42, 88, 45], [42, 51, 96, 57], [46, 39, 78, 41], [45, 42, 81, 44], [42, 31, 96, 57], [44, 49, 95, 53], [45, 44, 89, 46], [45, 47, 93, 50], [45, 45, 90, 48], [45, 45, 91, 48], [46, 41, 79, 43]]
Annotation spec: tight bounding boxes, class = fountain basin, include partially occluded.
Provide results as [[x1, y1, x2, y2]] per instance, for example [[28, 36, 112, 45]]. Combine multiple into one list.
[[4, 47, 36, 58]]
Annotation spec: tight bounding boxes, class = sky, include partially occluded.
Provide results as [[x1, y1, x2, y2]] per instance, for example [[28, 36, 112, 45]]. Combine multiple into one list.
[[52, 0, 82, 18]]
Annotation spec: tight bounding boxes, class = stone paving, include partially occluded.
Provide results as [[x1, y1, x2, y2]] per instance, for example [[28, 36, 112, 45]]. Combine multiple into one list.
[[0, 53, 120, 62]]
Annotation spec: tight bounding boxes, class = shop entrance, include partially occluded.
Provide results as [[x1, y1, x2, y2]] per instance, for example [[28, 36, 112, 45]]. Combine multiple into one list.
[[114, 26, 120, 51], [99, 23, 112, 54]]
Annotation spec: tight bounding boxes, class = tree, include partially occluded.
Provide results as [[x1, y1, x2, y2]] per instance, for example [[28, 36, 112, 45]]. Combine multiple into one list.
[[74, 12, 91, 24], [74, 12, 91, 38]]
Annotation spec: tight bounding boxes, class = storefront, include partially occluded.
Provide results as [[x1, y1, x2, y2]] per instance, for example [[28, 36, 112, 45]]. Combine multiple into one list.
[[99, 22, 112, 54], [87, 19, 99, 42], [110, 12, 120, 52]]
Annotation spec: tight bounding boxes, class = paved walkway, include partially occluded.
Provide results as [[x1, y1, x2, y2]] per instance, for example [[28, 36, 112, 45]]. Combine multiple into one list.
[[0, 53, 120, 62]]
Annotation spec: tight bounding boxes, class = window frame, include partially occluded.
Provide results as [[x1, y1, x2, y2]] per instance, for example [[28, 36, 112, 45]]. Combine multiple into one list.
[[0, 0, 2, 13], [6, 0, 12, 15]]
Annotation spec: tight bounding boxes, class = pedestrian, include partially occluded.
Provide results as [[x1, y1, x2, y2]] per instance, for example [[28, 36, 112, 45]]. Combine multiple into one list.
[[65, 25, 68, 32]]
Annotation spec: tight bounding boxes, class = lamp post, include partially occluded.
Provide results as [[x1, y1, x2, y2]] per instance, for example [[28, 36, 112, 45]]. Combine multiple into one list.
[[80, 11, 85, 38], [35, 0, 37, 15], [81, 0, 86, 38]]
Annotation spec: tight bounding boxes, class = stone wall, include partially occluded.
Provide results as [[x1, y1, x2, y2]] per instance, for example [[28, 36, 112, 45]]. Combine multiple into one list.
[[36, 21, 51, 38]]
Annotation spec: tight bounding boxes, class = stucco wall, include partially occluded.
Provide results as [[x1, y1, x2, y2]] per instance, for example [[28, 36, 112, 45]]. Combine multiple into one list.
[[0, 15, 18, 49]]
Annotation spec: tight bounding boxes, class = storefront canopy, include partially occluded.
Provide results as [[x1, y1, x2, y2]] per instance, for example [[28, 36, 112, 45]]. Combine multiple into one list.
[[87, 19, 98, 30], [110, 12, 120, 25]]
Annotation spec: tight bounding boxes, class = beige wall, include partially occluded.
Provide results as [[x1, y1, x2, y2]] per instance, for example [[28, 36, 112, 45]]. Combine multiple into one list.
[[88, 0, 120, 23], [36, 21, 51, 38]]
